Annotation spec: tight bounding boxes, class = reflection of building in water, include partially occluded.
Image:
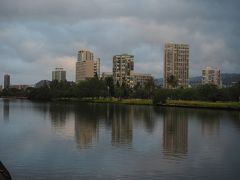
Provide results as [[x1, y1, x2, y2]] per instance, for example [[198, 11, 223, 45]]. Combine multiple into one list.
[[163, 108, 188, 156], [49, 104, 76, 139], [201, 118, 220, 137], [3, 99, 10, 121], [49, 104, 67, 128], [75, 110, 98, 149], [112, 106, 133, 146]]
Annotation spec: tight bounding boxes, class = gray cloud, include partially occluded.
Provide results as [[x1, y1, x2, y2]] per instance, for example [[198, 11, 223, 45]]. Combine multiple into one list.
[[0, 0, 239, 85]]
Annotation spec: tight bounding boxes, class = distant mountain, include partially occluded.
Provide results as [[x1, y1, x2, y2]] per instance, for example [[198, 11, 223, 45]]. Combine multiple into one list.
[[189, 76, 202, 87], [221, 73, 240, 86]]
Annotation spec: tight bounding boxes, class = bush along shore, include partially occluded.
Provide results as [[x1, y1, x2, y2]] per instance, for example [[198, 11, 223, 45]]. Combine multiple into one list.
[[0, 77, 239, 110]]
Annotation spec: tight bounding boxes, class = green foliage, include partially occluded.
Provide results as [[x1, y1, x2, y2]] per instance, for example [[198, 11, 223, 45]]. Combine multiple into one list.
[[105, 77, 115, 97], [196, 84, 220, 101], [167, 75, 178, 88], [2, 77, 239, 103], [153, 89, 169, 105], [77, 77, 107, 98], [0, 88, 29, 97], [152, 82, 240, 104]]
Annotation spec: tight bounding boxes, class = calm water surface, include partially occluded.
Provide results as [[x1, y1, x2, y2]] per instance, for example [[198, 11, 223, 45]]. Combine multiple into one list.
[[0, 99, 240, 180]]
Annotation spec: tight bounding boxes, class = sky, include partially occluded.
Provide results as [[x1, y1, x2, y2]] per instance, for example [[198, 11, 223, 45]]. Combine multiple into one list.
[[0, 0, 240, 85]]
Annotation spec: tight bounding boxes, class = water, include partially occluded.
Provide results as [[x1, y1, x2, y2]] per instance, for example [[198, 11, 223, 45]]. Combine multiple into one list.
[[0, 99, 240, 180]]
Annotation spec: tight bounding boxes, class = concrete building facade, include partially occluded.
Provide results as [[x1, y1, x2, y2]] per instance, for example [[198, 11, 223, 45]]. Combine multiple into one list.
[[4, 74, 10, 89], [52, 68, 66, 81], [164, 43, 189, 88], [202, 66, 221, 86], [76, 50, 100, 82], [130, 72, 153, 88], [113, 54, 134, 86], [78, 50, 94, 61]]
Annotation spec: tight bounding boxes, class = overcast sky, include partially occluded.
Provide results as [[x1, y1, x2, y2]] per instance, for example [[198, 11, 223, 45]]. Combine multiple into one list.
[[0, 0, 239, 85]]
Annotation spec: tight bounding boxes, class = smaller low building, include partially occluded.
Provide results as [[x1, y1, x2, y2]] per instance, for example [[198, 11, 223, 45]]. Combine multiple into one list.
[[130, 72, 153, 88], [101, 72, 113, 80], [202, 66, 221, 87], [10, 85, 32, 90]]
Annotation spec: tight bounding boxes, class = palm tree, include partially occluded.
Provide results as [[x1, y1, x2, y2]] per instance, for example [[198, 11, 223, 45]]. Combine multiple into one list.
[[167, 75, 178, 88]]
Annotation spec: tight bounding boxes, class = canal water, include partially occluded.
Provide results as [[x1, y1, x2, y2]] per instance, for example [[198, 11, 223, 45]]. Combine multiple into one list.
[[0, 99, 240, 179]]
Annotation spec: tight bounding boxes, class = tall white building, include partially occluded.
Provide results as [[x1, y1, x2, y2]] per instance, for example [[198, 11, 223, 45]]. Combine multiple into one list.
[[164, 43, 189, 88], [52, 68, 66, 81], [113, 54, 134, 86]]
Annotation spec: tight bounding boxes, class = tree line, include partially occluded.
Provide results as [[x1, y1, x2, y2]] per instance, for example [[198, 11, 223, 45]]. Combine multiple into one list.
[[0, 77, 239, 103], [153, 83, 240, 104], [0, 76, 155, 101]]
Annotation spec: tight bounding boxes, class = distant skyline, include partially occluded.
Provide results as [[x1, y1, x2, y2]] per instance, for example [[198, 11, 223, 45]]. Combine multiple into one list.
[[0, 0, 240, 85]]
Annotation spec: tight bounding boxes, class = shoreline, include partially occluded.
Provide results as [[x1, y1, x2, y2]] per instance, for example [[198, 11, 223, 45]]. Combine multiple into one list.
[[54, 98, 240, 110], [1, 97, 239, 110]]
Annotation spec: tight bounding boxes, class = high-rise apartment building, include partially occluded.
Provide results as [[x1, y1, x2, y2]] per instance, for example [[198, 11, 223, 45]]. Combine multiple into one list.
[[4, 74, 10, 89], [164, 43, 189, 88], [78, 50, 94, 61], [202, 66, 221, 86], [52, 68, 66, 81], [94, 58, 100, 78], [113, 54, 134, 86], [76, 50, 100, 82]]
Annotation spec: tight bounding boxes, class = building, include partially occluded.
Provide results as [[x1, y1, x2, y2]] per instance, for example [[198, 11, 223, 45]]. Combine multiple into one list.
[[94, 58, 100, 78], [4, 74, 10, 89], [164, 43, 189, 88], [101, 72, 113, 80], [10, 85, 30, 90], [0, 85, 2, 91], [130, 72, 153, 88], [76, 50, 100, 82], [202, 66, 221, 86], [163, 108, 188, 157], [52, 68, 66, 81], [78, 50, 94, 61], [113, 54, 134, 86]]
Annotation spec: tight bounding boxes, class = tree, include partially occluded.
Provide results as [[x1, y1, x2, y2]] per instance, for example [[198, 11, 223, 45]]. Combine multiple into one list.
[[197, 84, 220, 101], [145, 78, 155, 98], [105, 77, 115, 97], [152, 89, 169, 105], [167, 75, 178, 88]]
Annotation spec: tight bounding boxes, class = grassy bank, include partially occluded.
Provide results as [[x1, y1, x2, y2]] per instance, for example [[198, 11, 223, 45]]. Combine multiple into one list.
[[93, 98, 152, 105], [54, 98, 240, 110], [55, 97, 152, 105], [162, 100, 240, 110]]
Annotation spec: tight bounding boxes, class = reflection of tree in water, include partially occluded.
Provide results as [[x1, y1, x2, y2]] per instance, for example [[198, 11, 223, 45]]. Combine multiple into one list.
[[191, 109, 222, 137], [3, 99, 10, 122], [163, 108, 188, 158], [74, 103, 99, 149], [229, 111, 240, 129], [142, 107, 155, 133]]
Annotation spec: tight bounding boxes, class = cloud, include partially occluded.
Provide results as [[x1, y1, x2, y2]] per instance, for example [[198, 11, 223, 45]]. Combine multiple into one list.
[[0, 0, 239, 84]]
